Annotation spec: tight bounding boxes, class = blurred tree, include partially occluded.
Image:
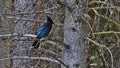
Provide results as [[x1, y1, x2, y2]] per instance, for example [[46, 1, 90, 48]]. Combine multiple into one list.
[[11, 0, 35, 67], [56, 0, 90, 68]]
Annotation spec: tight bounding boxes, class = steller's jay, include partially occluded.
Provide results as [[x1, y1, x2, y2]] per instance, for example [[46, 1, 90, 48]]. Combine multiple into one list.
[[32, 17, 54, 49]]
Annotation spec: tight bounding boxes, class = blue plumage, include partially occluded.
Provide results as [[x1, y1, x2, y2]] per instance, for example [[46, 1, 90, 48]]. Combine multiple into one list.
[[32, 17, 53, 49]]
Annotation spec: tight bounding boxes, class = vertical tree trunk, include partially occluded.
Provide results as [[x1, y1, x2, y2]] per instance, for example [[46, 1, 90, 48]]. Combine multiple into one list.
[[61, 0, 89, 68], [0, 0, 11, 68], [11, 0, 35, 67]]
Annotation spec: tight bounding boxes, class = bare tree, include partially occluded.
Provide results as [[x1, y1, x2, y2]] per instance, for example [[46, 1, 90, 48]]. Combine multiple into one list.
[[1, 0, 119, 68]]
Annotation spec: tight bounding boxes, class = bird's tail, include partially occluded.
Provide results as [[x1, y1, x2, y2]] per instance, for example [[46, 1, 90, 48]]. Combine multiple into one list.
[[32, 40, 40, 49]]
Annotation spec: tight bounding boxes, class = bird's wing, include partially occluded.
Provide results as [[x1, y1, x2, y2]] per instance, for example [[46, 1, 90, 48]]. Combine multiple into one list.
[[37, 25, 46, 35]]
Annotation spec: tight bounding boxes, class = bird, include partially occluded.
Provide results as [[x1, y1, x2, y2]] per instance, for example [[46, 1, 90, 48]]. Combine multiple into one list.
[[32, 16, 54, 49]]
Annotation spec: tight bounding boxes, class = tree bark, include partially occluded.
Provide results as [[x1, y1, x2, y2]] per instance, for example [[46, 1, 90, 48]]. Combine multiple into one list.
[[11, 0, 35, 67], [61, 0, 89, 68]]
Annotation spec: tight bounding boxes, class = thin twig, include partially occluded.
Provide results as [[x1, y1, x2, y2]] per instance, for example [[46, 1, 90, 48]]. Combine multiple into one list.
[[0, 13, 44, 22], [92, 8, 120, 28], [0, 5, 63, 22], [14, 5, 61, 15], [96, 47, 109, 68]]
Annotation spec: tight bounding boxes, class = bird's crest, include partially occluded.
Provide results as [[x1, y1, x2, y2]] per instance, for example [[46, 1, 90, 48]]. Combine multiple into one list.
[[47, 16, 54, 24]]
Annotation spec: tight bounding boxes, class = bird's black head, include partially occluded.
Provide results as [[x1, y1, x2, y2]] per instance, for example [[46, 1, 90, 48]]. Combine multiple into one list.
[[47, 16, 54, 24]]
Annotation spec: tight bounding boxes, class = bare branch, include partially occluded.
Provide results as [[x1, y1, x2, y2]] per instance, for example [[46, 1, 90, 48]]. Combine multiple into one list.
[[86, 38, 113, 68], [93, 31, 120, 35], [56, 0, 72, 12], [0, 5, 63, 22], [14, 5, 61, 15], [0, 13, 45, 22], [0, 33, 36, 37], [50, 54, 69, 68], [0, 56, 59, 63]]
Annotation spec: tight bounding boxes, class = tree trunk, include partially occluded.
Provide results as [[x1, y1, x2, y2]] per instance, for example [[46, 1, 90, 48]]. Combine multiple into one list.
[[11, 0, 35, 67], [61, 0, 89, 68]]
